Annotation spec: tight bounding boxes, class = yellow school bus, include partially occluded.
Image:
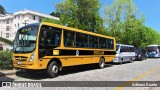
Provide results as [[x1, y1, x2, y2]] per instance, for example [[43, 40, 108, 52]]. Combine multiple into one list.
[[13, 22, 116, 78]]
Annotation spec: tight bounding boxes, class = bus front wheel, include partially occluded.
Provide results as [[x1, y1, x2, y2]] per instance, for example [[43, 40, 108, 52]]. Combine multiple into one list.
[[47, 61, 59, 78], [99, 58, 105, 69]]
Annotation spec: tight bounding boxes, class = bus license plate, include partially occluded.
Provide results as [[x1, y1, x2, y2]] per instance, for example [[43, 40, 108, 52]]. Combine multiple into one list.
[[18, 62, 22, 64]]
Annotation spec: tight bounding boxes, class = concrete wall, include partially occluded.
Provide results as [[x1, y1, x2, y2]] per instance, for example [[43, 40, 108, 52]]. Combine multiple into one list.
[[0, 40, 12, 51]]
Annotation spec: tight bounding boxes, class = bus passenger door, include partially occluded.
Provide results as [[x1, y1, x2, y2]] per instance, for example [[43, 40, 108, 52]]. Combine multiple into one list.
[[39, 30, 47, 58], [38, 26, 61, 58], [120, 46, 125, 62]]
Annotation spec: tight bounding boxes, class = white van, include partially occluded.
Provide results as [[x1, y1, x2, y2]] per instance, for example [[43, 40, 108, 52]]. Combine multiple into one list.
[[113, 44, 135, 63]]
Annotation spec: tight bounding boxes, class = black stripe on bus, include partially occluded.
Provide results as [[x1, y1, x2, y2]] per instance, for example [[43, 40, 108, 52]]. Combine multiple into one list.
[[46, 50, 116, 56]]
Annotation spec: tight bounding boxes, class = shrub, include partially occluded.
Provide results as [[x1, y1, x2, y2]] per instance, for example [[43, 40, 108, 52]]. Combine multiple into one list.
[[0, 51, 13, 70]]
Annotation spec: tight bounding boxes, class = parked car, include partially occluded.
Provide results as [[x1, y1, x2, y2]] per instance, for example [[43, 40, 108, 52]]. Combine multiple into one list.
[[6, 46, 13, 51], [135, 48, 147, 61]]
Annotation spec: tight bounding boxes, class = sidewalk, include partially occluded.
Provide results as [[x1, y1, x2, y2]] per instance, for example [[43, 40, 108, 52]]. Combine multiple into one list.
[[0, 70, 23, 77]]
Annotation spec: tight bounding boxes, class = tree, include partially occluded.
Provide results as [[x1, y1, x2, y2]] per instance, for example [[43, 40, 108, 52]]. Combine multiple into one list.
[[42, 17, 61, 24], [0, 5, 6, 15], [50, 12, 60, 17], [103, 0, 145, 47], [55, 0, 104, 33], [122, 15, 143, 47]]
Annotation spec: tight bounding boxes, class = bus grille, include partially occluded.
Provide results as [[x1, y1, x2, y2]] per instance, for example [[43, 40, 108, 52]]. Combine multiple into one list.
[[15, 56, 28, 61]]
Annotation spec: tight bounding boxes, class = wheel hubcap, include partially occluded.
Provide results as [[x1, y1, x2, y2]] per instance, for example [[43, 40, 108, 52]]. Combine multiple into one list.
[[100, 59, 104, 67], [52, 65, 58, 73]]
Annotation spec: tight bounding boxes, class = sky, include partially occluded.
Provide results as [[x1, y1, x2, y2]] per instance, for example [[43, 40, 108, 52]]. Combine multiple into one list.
[[0, 0, 160, 32]]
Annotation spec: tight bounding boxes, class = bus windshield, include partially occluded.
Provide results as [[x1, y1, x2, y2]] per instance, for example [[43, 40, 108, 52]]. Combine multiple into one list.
[[116, 45, 120, 54], [116, 45, 120, 51], [13, 24, 39, 53], [146, 46, 157, 53]]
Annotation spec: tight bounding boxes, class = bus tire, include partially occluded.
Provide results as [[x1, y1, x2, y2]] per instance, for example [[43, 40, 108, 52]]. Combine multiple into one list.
[[120, 59, 123, 64], [130, 58, 132, 63], [99, 58, 105, 69], [47, 61, 59, 78]]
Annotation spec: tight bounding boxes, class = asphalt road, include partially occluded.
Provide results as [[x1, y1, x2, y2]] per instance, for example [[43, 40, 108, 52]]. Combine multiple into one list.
[[0, 58, 160, 90]]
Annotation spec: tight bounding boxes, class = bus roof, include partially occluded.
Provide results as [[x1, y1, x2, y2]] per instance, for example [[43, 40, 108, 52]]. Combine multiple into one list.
[[40, 22, 115, 39], [147, 45, 160, 47], [116, 44, 134, 47]]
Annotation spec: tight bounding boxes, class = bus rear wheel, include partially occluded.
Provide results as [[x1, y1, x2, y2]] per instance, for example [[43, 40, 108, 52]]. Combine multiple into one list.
[[47, 61, 59, 78], [129, 58, 132, 63], [99, 58, 105, 69]]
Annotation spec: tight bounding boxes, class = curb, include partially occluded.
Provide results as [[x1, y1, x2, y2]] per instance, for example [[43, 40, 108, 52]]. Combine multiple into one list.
[[0, 70, 24, 77]]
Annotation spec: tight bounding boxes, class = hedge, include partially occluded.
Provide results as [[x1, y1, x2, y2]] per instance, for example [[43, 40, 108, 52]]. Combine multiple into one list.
[[0, 51, 13, 70]]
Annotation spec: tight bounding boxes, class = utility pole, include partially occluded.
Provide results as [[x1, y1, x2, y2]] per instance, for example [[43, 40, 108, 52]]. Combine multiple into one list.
[[22, 20, 28, 26]]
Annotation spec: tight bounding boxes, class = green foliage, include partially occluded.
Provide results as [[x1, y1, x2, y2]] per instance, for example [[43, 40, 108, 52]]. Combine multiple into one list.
[[0, 5, 6, 15], [0, 37, 13, 45], [144, 27, 160, 46], [0, 51, 13, 70], [42, 17, 61, 24], [50, 12, 60, 17], [103, 0, 160, 48], [55, 0, 104, 33]]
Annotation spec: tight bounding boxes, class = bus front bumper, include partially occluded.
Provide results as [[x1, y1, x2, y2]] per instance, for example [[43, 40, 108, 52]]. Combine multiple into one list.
[[147, 54, 159, 58], [112, 57, 121, 63], [13, 58, 50, 70], [13, 60, 35, 69]]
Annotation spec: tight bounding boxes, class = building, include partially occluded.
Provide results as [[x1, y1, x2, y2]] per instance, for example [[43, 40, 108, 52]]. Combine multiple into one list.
[[0, 9, 59, 41]]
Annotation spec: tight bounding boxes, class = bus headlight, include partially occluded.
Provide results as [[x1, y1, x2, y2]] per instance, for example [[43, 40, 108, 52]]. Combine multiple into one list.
[[29, 52, 35, 62]]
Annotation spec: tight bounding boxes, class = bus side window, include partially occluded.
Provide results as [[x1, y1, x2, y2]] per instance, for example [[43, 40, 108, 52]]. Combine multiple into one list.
[[46, 30, 61, 46], [107, 39, 114, 49], [40, 31, 47, 45], [51, 31, 61, 46], [54, 33, 59, 46], [120, 46, 124, 53], [99, 38, 106, 48], [64, 31, 75, 47], [46, 31, 51, 45], [93, 37, 98, 48], [124, 47, 127, 52], [129, 47, 131, 52], [76, 33, 88, 48], [89, 36, 98, 48], [39, 26, 61, 47], [89, 36, 93, 48], [106, 39, 108, 49], [129, 47, 132, 52]]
